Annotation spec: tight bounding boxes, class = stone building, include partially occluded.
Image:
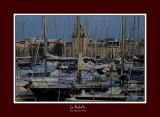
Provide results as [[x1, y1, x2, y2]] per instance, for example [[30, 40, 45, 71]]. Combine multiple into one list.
[[123, 39, 144, 58], [66, 42, 72, 57], [70, 16, 121, 60], [16, 38, 65, 57], [16, 39, 31, 57], [86, 38, 120, 59], [16, 16, 144, 60], [16, 37, 144, 60], [72, 16, 90, 58]]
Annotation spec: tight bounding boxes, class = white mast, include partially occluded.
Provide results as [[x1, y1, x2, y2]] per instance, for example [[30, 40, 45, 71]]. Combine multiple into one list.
[[76, 16, 82, 81], [43, 16, 48, 77], [121, 16, 126, 76]]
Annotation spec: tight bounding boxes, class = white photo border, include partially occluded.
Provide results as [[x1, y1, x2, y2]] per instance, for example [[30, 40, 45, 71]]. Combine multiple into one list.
[[13, 13, 147, 104]]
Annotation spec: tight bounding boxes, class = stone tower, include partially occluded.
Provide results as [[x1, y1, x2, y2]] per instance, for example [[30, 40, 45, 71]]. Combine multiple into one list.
[[72, 16, 89, 58]]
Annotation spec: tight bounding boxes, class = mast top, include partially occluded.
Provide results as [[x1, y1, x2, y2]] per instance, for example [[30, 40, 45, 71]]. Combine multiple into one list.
[[43, 16, 48, 56]]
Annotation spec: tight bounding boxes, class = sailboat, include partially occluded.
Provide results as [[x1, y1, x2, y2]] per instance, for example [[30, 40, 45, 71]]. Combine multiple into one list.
[[23, 15, 144, 101], [25, 16, 109, 101]]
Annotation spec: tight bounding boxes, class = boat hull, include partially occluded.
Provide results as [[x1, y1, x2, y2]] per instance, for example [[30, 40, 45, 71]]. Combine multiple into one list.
[[29, 86, 108, 101], [30, 88, 75, 101]]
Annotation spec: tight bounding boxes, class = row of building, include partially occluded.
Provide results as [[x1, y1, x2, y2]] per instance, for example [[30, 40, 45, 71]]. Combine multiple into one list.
[[16, 16, 144, 60], [16, 37, 144, 60]]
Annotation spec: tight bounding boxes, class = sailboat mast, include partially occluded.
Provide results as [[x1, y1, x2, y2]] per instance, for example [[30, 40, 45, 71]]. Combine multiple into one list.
[[121, 16, 126, 76], [137, 16, 140, 55], [76, 16, 82, 81], [134, 16, 136, 40], [23, 18, 27, 39], [23, 18, 29, 56], [43, 16, 48, 77]]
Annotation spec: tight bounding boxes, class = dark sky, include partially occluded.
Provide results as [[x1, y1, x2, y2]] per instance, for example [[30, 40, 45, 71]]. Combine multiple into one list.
[[15, 15, 145, 41]]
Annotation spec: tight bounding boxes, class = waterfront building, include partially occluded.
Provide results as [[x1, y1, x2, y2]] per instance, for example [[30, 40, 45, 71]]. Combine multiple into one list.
[[16, 16, 144, 60]]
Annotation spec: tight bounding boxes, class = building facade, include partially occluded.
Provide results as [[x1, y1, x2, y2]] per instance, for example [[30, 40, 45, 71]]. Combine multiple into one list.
[[16, 38, 65, 57], [16, 16, 144, 60]]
